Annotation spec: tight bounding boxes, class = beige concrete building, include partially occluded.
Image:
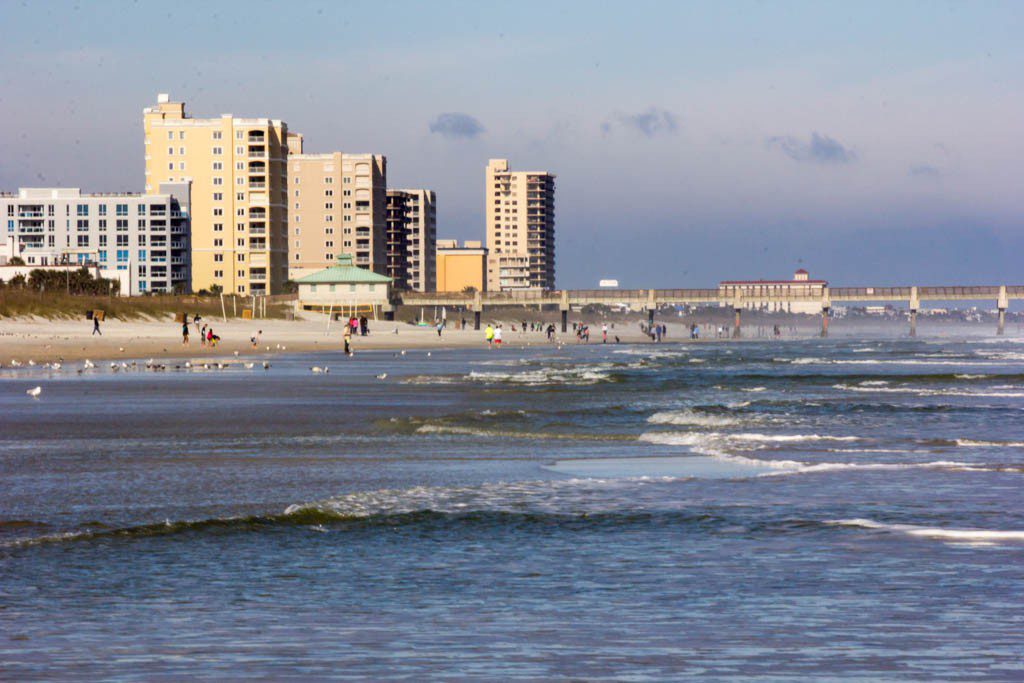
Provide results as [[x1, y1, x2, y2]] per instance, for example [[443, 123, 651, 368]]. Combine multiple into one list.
[[484, 158, 556, 292], [385, 189, 436, 292], [436, 239, 487, 293], [287, 152, 387, 281], [143, 94, 289, 295]]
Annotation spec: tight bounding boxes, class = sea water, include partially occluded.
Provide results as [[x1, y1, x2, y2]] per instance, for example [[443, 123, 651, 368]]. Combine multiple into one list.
[[2, 336, 1023, 679]]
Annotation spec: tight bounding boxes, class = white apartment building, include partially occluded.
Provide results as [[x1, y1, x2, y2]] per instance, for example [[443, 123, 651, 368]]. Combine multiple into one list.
[[0, 183, 191, 295]]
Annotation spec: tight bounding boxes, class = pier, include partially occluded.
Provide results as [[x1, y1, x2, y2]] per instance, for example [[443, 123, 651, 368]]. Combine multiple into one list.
[[393, 285, 1023, 336]]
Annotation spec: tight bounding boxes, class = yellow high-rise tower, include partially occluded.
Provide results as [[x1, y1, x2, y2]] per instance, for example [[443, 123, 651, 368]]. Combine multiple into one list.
[[143, 94, 290, 295]]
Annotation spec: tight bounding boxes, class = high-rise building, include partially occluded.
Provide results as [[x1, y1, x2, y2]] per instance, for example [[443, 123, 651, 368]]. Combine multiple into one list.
[[0, 183, 191, 295], [484, 159, 555, 291], [287, 152, 387, 281], [385, 189, 436, 292], [143, 94, 289, 295], [436, 239, 487, 293]]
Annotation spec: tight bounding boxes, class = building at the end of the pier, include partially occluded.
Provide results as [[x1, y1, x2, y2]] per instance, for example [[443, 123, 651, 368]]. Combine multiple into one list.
[[719, 269, 826, 314]]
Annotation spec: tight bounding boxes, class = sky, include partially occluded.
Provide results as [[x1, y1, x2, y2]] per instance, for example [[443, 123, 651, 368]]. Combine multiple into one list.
[[0, 0, 1022, 288]]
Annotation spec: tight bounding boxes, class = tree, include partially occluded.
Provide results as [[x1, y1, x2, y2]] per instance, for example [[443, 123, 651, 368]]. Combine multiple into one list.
[[209, 284, 223, 295], [462, 285, 478, 294], [7, 256, 25, 266], [282, 279, 298, 294]]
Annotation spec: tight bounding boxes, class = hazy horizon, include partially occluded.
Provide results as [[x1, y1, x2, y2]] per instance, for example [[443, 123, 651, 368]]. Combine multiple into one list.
[[1, 0, 1021, 288]]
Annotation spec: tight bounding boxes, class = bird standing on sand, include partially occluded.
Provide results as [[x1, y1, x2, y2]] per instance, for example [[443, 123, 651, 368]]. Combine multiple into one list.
[[26, 386, 41, 398], [376, 373, 388, 380]]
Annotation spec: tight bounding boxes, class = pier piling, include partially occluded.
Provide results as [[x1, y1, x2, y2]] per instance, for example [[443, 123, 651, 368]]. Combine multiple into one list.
[[732, 308, 741, 339]]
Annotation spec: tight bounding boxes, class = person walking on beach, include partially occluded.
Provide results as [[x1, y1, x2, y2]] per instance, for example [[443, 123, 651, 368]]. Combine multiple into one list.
[[494, 325, 503, 348], [436, 320, 444, 337], [92, 316, 101, 336], [251, 330, 261, 349], [343, 326, 353, 356], [485, 323, 495, 348], [200, 323, 207, 347], [193, 313, 202, 335], [360, 316, 368, 336], [602, 323, 608, 344], [182, 320, 190, 345]]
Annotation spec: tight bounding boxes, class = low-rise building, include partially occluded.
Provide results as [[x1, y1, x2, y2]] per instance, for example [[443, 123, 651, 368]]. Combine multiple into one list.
[[0, 183, 191, 295], [436, 239, 487, 292], [295, 254, 391, 313], [718, 269, 827, 314]]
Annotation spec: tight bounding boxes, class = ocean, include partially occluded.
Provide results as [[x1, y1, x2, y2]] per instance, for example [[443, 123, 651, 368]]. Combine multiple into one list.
[[2, 335, 1023, 680]]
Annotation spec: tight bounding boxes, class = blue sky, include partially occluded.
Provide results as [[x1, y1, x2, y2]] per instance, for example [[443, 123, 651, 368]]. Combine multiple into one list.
[[1, 0, 1022, 287]]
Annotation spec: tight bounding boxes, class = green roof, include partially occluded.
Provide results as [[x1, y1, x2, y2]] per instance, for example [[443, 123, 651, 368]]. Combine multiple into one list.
[[295, 254, 392, 285]]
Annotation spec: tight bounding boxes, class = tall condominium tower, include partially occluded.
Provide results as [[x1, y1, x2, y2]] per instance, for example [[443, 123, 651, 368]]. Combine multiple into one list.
[[143, 94, 289, 295], [385, 189, 436, 292], [484, 159, 555, 291], [287, 152, 387, 281]]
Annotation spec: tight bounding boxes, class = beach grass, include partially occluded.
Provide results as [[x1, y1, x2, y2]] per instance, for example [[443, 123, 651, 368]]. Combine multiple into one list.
[[0, 290, 291, 321]]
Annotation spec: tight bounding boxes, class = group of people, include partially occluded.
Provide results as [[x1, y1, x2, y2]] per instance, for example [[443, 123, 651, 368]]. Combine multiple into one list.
[[180, 314, 223, 347], [639, 321, 668, 342], [483, 323, 504, 348]]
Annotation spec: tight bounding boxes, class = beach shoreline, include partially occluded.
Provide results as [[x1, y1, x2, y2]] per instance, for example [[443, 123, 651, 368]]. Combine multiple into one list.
[[0, 315, 698, 365]]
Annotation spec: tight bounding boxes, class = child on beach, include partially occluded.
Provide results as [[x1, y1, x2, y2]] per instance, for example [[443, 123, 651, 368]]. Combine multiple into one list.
[[182, 321, 190, 345]]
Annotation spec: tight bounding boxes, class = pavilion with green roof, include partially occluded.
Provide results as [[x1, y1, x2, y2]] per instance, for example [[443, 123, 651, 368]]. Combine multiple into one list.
[[295, 254, 392, 314]]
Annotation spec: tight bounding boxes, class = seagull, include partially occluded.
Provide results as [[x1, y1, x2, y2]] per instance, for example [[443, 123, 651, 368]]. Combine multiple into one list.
[[146, 359, 155, 368], [234, 351, 239, 357], [376, 373, 388, 380], [310, 366, 329, 374], [28, 360, 35, 366], [426, 352, 432, 357], [83, 360, 95, 369], [184, 361, 192, 368], [244, 362, 254, 369], [26, 386, 41, 398], [262, 362, 270, 369], [400, 350, 407, 356], [50, 362, 61, 371], [10, 360, 21, 367]]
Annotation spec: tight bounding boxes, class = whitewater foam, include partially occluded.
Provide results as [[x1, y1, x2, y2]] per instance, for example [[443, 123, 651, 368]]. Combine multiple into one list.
[[828, 518, 1024, 545]]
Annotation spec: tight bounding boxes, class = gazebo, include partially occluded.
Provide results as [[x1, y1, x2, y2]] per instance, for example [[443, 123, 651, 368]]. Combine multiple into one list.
[[295, 254, 392, 317]]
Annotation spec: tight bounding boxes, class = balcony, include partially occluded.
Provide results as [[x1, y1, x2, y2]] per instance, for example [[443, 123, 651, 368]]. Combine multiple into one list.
[[249, 226, 266, 236], [249, 181, 266, 190], [248, 147, 267, 159], [18, 211, 44, 218], [247, 133, 265, 144], [249, 272, 267, 282], [171, 257, 186, 265]]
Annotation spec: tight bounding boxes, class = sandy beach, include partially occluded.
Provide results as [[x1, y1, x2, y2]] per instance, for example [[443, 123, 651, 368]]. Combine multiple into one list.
[[0, 312, 672, 364]]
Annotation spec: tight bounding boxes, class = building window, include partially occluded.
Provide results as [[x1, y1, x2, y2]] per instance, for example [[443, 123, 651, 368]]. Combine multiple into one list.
[[237, 254, 245, 262], [213, 223, 223, 232], [214, 254, 224, 262], [76, 204, 88, 216], [77, 235, 89, 247], [116, 204, 128, 216], [138, 249, 147, 261], [213, 131, 222, 140], [98, 205, 107, 217]]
